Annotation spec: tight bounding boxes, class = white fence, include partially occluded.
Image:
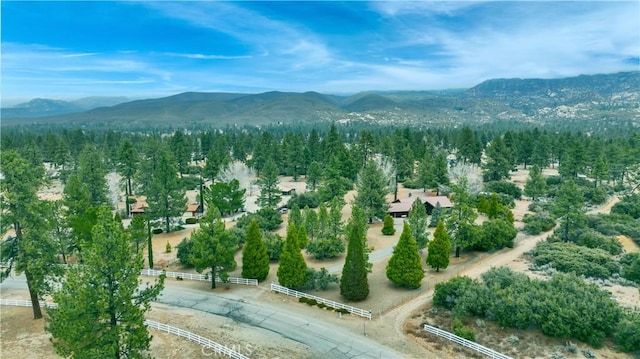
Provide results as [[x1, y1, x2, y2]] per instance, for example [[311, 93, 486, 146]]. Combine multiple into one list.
[[141, 269, 258, 286], [144, 319, 248, 359], [0, 298, 58, 308], [270, 282, 372, 320], [423, 324, 513, 359], [0, 299, 247, 359]]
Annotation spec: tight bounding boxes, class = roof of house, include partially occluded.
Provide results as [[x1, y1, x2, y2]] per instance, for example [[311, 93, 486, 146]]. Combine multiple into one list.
[[388, 201, 413, 213], [186, 203, 201, 212], [131, 201, 148, 213], [423, 196, 453, 208]]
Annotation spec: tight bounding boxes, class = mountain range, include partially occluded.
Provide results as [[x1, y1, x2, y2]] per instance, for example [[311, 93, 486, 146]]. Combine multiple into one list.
[[2, 72, 638, 129]]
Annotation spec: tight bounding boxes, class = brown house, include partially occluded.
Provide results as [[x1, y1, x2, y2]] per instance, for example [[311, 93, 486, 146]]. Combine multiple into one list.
[[388, 194, 453, 218]]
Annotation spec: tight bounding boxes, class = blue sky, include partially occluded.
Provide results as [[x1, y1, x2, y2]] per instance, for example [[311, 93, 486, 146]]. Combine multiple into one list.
[[1, 1, 639, 105]]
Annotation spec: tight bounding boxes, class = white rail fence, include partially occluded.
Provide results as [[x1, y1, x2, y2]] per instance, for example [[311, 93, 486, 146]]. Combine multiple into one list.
[[423, 324, 513, 359], [0, 298, 58, 308], [144, 320, 248, 359], [270, 282, 372, 320], [141, 269, 258, 286], [0, 299, 247, 359]]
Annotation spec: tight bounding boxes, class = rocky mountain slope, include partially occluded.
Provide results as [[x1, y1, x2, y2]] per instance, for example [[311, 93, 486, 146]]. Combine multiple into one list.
[[3, 72, 637, 129]]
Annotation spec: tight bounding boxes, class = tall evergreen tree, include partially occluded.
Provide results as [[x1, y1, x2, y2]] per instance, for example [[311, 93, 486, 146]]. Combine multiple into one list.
[[145, 151, 188, 233], [203, 143, 231, 184], [554, 179, 586, 242], [288, 203, 303, 228], [242, 219, 270, 281], [524, 165, 547, 200], [408, 198, 429, 249], [62, 173, 96, 250], [483, 136, 512, 182], [427, 220, 451, 272], [169, 130, 191, 177], [387, 222, 424, 288], [0, 150, 58, 319], [46, 207, 164, 358], [116, 139, 139, 217], [305, 161, 322, 191], [77, 144, 109, 206], [277, 223, 307, 289], [354, 160, 389, 223], [189, 207, 237, 289], [257, 158, 281, 209], [340, 206, 370, 301], [127, 214, 147, 254]]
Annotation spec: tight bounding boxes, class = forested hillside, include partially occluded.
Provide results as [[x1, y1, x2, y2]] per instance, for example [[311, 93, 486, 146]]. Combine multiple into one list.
[[3, 72, 638, 132]]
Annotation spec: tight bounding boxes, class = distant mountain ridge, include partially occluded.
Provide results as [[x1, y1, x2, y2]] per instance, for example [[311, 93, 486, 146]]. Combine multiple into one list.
[[1, 96, 130, 118], [2, 72, 638, 128]]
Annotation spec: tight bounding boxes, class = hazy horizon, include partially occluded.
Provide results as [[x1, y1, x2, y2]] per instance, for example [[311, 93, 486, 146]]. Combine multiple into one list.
[[2, 1, 639, 106]]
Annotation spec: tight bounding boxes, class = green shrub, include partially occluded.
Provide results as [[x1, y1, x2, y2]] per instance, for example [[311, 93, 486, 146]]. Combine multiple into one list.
[[126, 197, 138, 205], [185, 217, 198, 224], [335, 308, 349, 314], [452, 319, 476, 341], [434, 268, 623, 348], [523, 213, 557, 235], [620, 253, 640, 284], [179, 176, 201, 190], [305, 298, 318, 306], [263, 232, 284, 261], [381, 214, 396, 235], [235, 207, 283, 231], [302, 267, 339, 291], [484, 181, 522, 200], [286, 193, 320, 209], [165, 241, 172, 253], [583, 186, 607, 205], [433, 276, 479, 310], [298, 297, 308, 304], [614, 311, 640, 352], [611, 194, 640, 219], [546, 175, 563, 186], [530, 241, 619, 279], [306, 237, 345, 260], [176, 238, 194, 267], [152, 228, 163, 234]]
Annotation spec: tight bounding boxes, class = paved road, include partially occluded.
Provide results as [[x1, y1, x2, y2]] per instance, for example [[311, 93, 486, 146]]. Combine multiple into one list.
[[1, 275, 402, 359]]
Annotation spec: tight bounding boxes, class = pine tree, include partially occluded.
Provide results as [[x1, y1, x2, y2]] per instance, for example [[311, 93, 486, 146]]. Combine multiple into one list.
[[257, 158, 281, 209], [242, 219, 270, 281], [277, 223, 307, 289], [77, 144, 110, 206], [381, 214, 396, 235], [116, 139, 139, 217], [340, 206, 370, 301], [297, 224, 309, 249], [62, 173, 96, 249], [407, 199, 429, 249], [554, 179, 586, 242], [427, 220, 451, 272], [0, 150, 59, 320], [387, 222, 424, 288], [288, 203, 303, 228], [46, 207, 164, 357], [127, 214, 147, 254], [189, 207, 237, 289], [354, 160, 389, 223], [524, 165, 547, 200], [145, 150, 188, 233], [429, 203, 442, 228]]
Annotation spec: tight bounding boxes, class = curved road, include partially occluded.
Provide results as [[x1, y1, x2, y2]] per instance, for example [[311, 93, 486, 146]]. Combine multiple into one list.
[[1, 276, 402, 359]]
